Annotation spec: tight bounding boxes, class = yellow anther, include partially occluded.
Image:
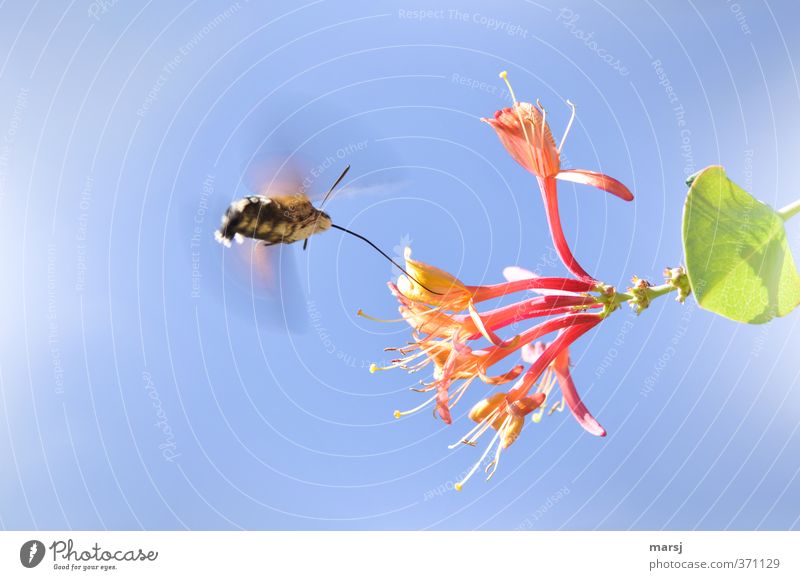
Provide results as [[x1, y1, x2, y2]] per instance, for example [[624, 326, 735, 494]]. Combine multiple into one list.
[[499, 70, 518, 104]]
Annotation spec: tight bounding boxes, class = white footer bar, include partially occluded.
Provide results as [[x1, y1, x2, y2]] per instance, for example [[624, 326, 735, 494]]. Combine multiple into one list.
[[1, 531, 797, 578]]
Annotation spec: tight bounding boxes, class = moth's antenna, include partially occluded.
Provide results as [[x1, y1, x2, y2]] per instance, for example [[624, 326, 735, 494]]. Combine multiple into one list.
[[330, 224, 443, 295], [319, 164, 350, 210], [304, 164, 351, 250]]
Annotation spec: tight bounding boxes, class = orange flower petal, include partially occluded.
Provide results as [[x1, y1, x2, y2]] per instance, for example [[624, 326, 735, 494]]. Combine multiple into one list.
[[555, 169, 634, 201], [482, 103, 561, 178]]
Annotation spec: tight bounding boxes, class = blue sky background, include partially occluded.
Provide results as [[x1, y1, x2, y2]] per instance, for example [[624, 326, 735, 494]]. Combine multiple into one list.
[[1, 0, 800, 530]]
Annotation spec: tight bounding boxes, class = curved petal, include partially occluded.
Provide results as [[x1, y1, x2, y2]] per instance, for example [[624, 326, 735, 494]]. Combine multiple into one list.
[[467, 300, 511, 347], [507, 314, 602, 403], [553, 365, 606, 437], [555, 169, 634, 201], [435, 387, 452, 424], [549, 325, 607, 437], [431, 342, 462, 424], [480, 364, 524, 385]]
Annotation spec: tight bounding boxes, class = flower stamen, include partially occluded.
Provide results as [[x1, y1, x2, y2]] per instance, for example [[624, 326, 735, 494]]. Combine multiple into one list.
[[487, 415, 514, 480], [537, 99, 550, 170], [447, 377, 477, 410], [357, 309, 404, 323], [448, 407, 499, 449], [393, 392, 438, 418], [455, 427, 503, 491], [499, 70, 517, 103], [559, 100, 576, 154], [531, 369, 557, 423]]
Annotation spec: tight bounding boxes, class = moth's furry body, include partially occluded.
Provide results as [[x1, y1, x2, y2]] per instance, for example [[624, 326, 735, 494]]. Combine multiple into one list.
[[215, 194, 332, 247]]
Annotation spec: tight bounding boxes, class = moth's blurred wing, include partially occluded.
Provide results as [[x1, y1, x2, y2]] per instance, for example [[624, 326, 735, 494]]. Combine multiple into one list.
[[320, 180, 408, 202], [227, 240, 308, 334], [243, 154, 306, 197]]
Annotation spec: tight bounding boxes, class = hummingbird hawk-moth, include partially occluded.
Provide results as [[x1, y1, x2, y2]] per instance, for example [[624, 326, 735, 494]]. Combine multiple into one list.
[[214, 165, 438, 294], [214, 165, 346, 248]]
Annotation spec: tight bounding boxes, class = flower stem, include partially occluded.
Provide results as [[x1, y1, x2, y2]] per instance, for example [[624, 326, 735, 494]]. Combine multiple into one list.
[[778, 198, 800, 222], [595, 267, 690, 316], [644, 283, 676, 300]]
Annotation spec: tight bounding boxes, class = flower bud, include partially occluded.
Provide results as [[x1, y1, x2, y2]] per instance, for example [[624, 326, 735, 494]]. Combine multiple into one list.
[[509, 393, 546, 416], [468, 393, 506, 423], [501, 416, 526, 448], [397, 247, 472, 309]]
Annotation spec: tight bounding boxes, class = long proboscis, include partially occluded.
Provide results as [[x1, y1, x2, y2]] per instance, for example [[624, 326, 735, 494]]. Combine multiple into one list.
[[330, 224, 443, 296]]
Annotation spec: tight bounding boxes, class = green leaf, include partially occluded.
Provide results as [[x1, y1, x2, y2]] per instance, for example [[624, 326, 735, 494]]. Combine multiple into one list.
[[682, 165, 800, 324]]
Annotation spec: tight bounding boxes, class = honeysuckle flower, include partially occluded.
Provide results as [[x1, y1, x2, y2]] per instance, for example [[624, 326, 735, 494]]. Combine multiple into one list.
[[398, 247, 473, 310], [448, 318, 605, 489], [505, 312, 604, 409], [397, 248, 598, 308], [419, 341, 526, 424], [393, 248, 599, 347], [521, 342, 564, 422], [381, 337, 526, 424], [359, 69, 698, 492], [365, 246, 612, 482], [396, 248, 508, 347], [451, 391, 546, 490], [482, 71, 634, 281], [388, 281, 599, 341], [449, 342, 606, 491], [522, 341, 606, 437], [378, 307, 602, 424]]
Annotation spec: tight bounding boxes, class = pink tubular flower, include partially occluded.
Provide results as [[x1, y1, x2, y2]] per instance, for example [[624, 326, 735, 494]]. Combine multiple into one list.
[[366, 252, 603, 425], [505, 312, 604, 406], [367, 255, 609, 485], [448, 318, 605, 490], [482, 71, 634, 281], [387, 247, 598, 348], [522, 341, 606, 437], [388, 281, 599, 341], [398, 247, 598, 307]]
